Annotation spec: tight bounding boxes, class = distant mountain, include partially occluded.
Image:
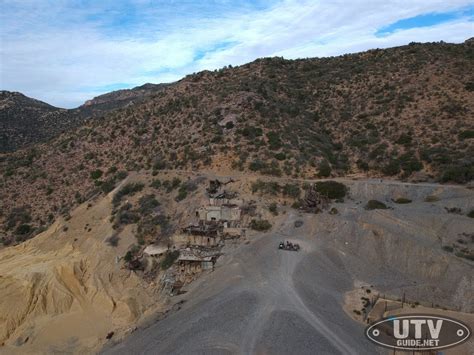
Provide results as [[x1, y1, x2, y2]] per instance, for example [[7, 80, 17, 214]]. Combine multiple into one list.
[[77, 83, 170, 117], [1, 39, 473, 244], [0, 91, 68, 152], [0, 83, 170, 152]]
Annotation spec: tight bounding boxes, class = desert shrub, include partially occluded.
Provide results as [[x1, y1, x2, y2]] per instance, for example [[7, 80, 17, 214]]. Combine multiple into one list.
[[442, 245, 454, 252], [251, 180, 281, 195], [101, 179, 116, 193], [458, 130, 474, 140], [249, 159, 266, 172], [240, 126, 263, 139], [318, 160, 331, 177], [382, 159, 400, 176], [455, 251, 474, 261], [115, 171, 128, 180], [90, 169, 103, 180], [113, 182, 144, 207], [315, 181, 347, 199], [150, 179, 161, 189], [171, 177, 181, 188], [393, 198, 412, 204], [294, 220, 304, 228], [6, 206, 32, 230], [274, 152, 286, 161], [260, 160, 282, 176], [399, 154, 422, 175], [291, 200, 302, 209], [117, 210, 140, 225], [175, 185, 188, 201], [107, 166, 118, 175], [138, 194, 160, 214], [356, 159, 369, 171], [441, 165, 474, 183], [269, 203, 278, 215], [467, 209, 474, 218], [250, 219, 272, 231], [425, 195, 439, 202], [282, 183, 301, 198], [329, 207, 338, 214], [124, 245, 140, 263], [365, 200, 387, 210], [396, 133, 412, 145], [15, 223, 32, 235], [266, 131, 282, 150], [106, 234, 120, 247], [162, 178, 181, 193], [161, 250, 180, 269], [445, 207, 462, 214]]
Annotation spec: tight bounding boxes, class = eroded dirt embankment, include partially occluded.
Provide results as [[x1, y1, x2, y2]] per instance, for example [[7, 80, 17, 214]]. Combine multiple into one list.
[[0, 190, 164, 354]]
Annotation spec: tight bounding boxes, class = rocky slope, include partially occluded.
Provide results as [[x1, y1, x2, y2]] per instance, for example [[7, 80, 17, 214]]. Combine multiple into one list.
[[1, 40, 473, 245], [0, 84, 169, 152]]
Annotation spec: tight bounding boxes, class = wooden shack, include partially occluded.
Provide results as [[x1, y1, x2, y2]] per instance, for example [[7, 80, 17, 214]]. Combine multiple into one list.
[[177, 252, 216, 281]]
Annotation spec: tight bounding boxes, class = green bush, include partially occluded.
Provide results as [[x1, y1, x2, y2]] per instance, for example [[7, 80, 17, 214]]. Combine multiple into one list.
[[113, 182, 144, 207], [318, 160, 331, 177], [442, 245, 454, 252], [393, 198, 412, 204], [467, 209, 474, 218], [138, 194, 160, 214], [150, 179, 161, 189], [441, 165, 474, 183], [106, 234, 120, 247], [161, 250, 180, 269], [459, 130, 474, 140], [90, 169, 103, 180], [424, 195, 439, 202], [240, 126, 263, 139], [101, 179, 116, 193], [356, 160, 369, 171], [251, 180, 281, 195], [250, 219, 272, 231], [249, 159, 267, 172], [269, 203, 278, 215], [266, 131, 282, 150], [455, 251, 474, 261], [175, 185, 188, 201], [6, 207, 32, 230], [15, 223, 32, 235], [365, 200, 387, 210], [274, 152, 286, 161], [382, 159, 400, 176], [315, 181, 347, 199], [282, 183, 301, 198]]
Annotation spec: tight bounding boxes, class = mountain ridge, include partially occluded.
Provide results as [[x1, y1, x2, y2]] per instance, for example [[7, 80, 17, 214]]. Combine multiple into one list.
[[0, 39, 473, 245], [0, 83, 171, 152]]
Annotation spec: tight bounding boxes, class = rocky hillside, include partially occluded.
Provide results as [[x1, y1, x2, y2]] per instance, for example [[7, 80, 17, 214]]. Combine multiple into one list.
[[78, 83, 170, 118], [0, 91, 70, 152], [0, 84, 169, 152], [0, 40, 473, 245]]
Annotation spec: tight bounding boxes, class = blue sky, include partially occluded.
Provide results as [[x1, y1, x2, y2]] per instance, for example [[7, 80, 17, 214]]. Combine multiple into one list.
[[1, 0, 473, 108]]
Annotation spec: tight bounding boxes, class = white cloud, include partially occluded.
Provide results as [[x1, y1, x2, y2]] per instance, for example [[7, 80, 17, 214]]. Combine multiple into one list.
[[0, 0, 472, 107]]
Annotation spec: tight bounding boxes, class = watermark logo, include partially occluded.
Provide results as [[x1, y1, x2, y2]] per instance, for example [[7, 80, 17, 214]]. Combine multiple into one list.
[[365, 314, 471, 351]]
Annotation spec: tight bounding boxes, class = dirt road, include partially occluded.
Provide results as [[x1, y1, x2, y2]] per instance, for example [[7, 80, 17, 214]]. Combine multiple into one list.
[[104, 210, 378, 354]]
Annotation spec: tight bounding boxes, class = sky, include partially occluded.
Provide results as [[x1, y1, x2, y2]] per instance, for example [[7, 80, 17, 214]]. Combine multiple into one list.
[[0, 1, 473, 108]]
